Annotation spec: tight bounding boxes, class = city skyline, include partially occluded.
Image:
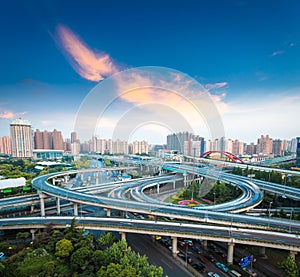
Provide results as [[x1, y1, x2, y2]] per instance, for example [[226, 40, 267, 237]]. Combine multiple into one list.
[[1, 1, 300, 144]]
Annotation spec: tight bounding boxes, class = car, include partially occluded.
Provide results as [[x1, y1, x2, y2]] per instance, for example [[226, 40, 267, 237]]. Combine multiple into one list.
[[178, 240, 186, 247], [199, 256, 207, 264], [208, 243, 217, 250], [178, 253, 192, 263], [191, 245, 201, 254], [215, 262, 229, 273], [215, 249, 227, 258], [207, 272, 220, 277], [192, 262, 206, 273], [184, 239, 193, 246], [204, 254, 216, 263]]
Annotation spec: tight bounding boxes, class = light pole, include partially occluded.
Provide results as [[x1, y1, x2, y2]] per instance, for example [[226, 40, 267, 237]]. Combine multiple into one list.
[[268, 201, 273, 228], [289, 209, 294, 232]]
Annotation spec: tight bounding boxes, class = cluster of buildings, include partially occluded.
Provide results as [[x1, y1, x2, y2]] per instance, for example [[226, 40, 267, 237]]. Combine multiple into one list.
[[0, 118, 149, 159], [0, 119, 299, 163], [166, 132, 298, 158]]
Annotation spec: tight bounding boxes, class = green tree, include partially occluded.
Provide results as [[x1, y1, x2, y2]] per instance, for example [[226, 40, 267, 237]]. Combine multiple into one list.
[[70, 246, 92, 272], [55, 238, 73, 259], [97, 263, 137, 277], [98, 232, 116, 250], [278, 256, 299, 277]]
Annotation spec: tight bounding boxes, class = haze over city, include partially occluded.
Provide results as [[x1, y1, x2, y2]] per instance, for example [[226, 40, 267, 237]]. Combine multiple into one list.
[[1, 0, 300, 144]]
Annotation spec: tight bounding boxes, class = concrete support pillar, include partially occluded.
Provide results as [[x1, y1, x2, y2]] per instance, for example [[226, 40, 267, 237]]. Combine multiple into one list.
[[173, 181, 176, 189], [30, 229, 36, 241], [105, 208, 111, 217], [202, 240, 207, 250], [183, 174, 187, 188], [227, 242, 235, 265], [95, 172, 99, 185], [157, 183, 160, 194], [259, 246, 266, 257], [73, 202, 78, 216], [290, 251, 297, 260], [39, 192, 46, 217], [30, 205, 35, 213], [151, 235, 155, 242], [120, 232, 126, 241], [172, 237, 178, 257], [56, 197, 61, 215]]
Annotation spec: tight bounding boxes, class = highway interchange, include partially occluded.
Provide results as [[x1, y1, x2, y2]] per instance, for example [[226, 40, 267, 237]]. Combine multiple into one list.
[[0, 157, 300, 276]]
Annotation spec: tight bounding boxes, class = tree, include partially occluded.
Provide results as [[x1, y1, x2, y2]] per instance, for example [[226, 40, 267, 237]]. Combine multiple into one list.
[[97, 263, 137, 277], [98, 232, 116, 250], [70, 246, 92, 272], [55, 238, 73, 259], [278, 256, 299, 277]]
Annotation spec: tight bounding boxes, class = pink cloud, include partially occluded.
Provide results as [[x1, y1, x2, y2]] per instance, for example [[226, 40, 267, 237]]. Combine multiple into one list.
[[205, 82, 228, 90], [56, 24, 118, 82], [0, 110, 15, 119]]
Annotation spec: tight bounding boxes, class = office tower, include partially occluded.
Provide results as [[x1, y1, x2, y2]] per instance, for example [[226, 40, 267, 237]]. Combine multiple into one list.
[[290, 138, 297, 153], [10, 118, 33, 158], [0, 136, 11, 155], [167, 132, 193, 153], [296, 137, 300, 168], [71, 131, 77, 143], [256, 135, 273, 155]]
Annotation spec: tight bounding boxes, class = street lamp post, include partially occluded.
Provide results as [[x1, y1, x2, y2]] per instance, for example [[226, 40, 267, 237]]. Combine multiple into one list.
[[289, 209, 294, 233], [268, 201, 273, 228]]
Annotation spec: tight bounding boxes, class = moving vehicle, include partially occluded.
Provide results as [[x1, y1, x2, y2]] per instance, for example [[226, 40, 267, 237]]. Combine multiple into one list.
[[215, 262, 229, 273]]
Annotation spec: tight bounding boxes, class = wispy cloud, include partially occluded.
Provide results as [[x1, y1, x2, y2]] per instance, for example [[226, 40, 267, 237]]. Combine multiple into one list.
[[0, 109, 26, 119], [271, 50, 285, 57], [205, 82, 228, 90], [56, 24, 118, 81]]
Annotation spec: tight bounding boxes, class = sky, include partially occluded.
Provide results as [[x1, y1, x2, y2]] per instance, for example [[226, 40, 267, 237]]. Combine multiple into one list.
[[0, 0, 300, 144]]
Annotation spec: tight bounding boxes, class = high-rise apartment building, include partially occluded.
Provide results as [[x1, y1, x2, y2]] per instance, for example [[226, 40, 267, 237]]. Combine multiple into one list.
[[272, 139, 283, 156], [10, 118, 33, 158], [132, 140, 148, 154], [34, 129, 64, 150], [256, 135, 273, 155], [0, 136, 11, 155], [296, 137, 300, 168], [52, 129, 64, 150]]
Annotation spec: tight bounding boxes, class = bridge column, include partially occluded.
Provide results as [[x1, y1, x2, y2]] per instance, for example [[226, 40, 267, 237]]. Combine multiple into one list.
[[157, 183, 160, 194], [30, 204, 35, 213], [202, 240, 207, 250], [39, 192, 46, 217], [259, 246, 266, 257], [73, 202, 78, 216], [227, 242, 235, 265], [56, 197, 61, 215], [52, 178, 56, 185], [120, 232, 126, 241], [104, 208, 111, 217], [289, 251, 297, 260], [172, 237, 178, 257], [183, 174, 187, 188], [173, 180, 176, 189], [30, 229, 37, 241]]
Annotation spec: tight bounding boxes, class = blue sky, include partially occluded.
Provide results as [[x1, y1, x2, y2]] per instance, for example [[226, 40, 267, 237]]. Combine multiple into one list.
[[1, 0, 300, 144]]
